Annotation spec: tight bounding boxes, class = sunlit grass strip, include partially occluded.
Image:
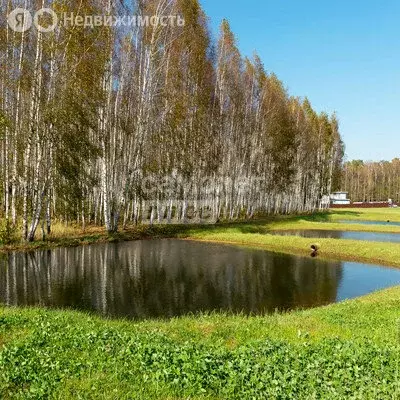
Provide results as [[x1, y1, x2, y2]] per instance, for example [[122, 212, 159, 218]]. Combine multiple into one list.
[[327, 207, 400, 222], [268, 220, 400, 233], [184, 230, 400, 268]]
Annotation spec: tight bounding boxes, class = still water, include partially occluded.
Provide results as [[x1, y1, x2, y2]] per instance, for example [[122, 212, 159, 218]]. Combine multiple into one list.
[[1, 240, 399, 319], [272, 230, 400, 243]]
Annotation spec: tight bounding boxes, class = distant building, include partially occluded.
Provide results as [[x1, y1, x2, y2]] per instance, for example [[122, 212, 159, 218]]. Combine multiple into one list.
[[330, 191, 351, 205]]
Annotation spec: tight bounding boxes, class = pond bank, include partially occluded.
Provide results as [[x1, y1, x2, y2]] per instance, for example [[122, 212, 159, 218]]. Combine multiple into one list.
[[2, 209, 400, 268]]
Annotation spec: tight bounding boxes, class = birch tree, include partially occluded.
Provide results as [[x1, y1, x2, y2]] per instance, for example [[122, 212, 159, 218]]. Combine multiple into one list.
[[0, 0, 345, 238]]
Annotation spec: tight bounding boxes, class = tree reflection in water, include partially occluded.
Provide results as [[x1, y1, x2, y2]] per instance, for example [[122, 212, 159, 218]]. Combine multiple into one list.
[[1, 240, 345, 319]]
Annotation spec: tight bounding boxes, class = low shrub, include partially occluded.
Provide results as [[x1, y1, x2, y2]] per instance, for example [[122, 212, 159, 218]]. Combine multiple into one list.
[[0, 219, 17, 245]]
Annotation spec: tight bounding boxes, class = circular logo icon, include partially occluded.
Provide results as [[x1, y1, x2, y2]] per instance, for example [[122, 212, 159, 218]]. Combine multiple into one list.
[[7, 8, 33, 33], [34, 8, 58, 33]]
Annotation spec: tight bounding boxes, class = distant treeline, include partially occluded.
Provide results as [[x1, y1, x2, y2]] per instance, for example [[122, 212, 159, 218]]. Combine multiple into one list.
[[0, 0, 343, 240], [342, 159, 400, 203]]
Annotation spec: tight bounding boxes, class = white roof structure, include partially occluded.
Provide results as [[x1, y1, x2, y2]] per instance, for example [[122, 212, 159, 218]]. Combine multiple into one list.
[[330, 192, 350, 205]]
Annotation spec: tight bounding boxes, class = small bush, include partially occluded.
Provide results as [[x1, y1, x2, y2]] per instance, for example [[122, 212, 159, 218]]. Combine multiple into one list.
[[0, 219, 17, 245]]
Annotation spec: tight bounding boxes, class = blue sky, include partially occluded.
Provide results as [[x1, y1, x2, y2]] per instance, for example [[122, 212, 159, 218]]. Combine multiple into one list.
[[200, 0, 399, 162]]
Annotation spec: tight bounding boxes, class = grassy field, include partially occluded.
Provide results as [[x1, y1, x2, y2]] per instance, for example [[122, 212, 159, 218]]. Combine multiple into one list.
[[183, 216, 400, 268], [181, 208, 400, 267], [1, 287, 400, 399], [1, 208, 400, 398], [185, 233, 400, 268], [267, 208, 400, 232], [327, 207, 400, 222]]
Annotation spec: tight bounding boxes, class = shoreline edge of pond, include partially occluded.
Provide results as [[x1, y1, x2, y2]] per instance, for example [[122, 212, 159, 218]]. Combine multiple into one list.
[[2, 210, 400, 269]]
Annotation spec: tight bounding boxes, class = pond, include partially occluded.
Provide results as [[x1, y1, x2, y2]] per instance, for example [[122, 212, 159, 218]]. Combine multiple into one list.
[[1, 240, 400, 320], [271, 230, 400, 243]]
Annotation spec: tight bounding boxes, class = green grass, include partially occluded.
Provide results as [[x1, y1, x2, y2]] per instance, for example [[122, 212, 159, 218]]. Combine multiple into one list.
[[265, 207, 400, 232], [0, 223, 188, 253], [1, 287, 400, 399], [327, 207, 400, 222], [185, 227, 400, 268], [181, 208, 400, 267], [177, 208, 400, 268]]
